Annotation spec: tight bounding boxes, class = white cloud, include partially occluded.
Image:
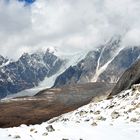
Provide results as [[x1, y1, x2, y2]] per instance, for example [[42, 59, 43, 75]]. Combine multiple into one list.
[[122, 29, 140, 47], [0, 0, 140, 59]]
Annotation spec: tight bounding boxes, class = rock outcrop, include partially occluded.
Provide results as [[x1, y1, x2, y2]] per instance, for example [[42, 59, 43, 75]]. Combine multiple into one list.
[[110, 59, 140, 96]]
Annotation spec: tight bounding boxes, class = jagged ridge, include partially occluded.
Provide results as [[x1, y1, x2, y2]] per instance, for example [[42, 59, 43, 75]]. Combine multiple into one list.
[[0, 50, 63, 98]]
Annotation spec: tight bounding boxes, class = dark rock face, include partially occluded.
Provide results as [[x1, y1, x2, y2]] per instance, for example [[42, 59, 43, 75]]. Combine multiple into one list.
[[0, 55, 8, 66], [53, 37, 140, 88], [0, 51, 63, 98], [110, 59, 140, 96]]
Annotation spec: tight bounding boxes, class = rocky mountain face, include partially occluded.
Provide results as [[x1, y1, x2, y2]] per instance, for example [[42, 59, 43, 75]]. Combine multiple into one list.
[[0, 50, 63, 98], [0, 55, 8, 66], [53, 37, 140, 87], [110, 59, 140, 96]]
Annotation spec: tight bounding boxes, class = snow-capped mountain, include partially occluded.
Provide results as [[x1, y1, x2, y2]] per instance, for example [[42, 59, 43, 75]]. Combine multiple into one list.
[[2, 50, 88, 99], [0, 50, 63, 98], [0, 48, 89, 99], [53, 36, 140, 87], [0, 84, 140, 140], [1, 36, 140, 99]]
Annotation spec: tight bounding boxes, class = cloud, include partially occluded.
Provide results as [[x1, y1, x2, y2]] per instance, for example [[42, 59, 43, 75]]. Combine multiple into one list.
[[122, 29, 140, 47], [0, 0, 140, 59]]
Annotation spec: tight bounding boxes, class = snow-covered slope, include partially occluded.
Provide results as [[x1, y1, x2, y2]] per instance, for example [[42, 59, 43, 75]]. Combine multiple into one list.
[[1, 84, 140, 140]]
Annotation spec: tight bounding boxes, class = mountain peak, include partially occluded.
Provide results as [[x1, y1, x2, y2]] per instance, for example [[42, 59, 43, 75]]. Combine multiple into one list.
[[46, 47, 57, 54]]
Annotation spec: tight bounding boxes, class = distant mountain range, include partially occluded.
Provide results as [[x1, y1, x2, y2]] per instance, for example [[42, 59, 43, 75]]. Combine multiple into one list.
[[0, 50, 63, 98], [1, 36, 140, 98]]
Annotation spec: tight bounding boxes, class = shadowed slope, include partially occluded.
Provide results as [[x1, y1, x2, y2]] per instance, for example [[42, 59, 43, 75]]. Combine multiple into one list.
[[110, 59, 140, 96]]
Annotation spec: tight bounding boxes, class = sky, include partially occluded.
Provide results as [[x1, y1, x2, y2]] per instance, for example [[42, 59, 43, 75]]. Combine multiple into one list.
[[0, 0, 140, 59]]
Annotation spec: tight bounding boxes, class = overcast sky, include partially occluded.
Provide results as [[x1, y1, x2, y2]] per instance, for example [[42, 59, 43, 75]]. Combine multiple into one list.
[[0, 0, 140, 59]]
